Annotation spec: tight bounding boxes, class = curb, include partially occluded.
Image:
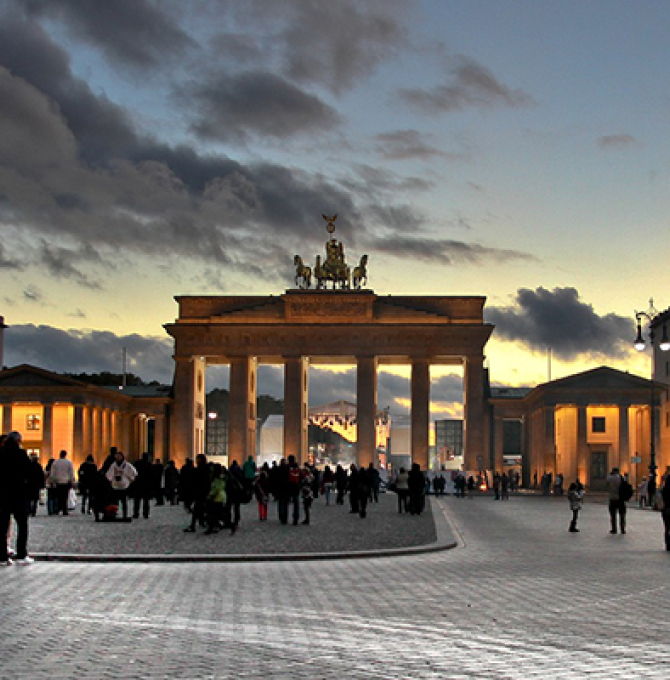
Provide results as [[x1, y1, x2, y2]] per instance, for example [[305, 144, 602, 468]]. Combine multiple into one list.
[[31, 498, 458, 563]]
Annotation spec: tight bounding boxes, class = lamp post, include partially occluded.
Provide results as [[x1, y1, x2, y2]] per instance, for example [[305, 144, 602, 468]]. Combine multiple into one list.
[[634, 299, 670, 500]]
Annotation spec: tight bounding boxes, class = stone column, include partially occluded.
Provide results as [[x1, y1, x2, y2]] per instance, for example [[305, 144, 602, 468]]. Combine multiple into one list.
[[229, 356, 257, 464], [2, 404, 12, 434], [493, 415, 504, 473], [357, 356, 378, 469], [411, 358, 430, 470], [284, 356, 309, 464], [576, 406, 588, 483], [92, 407, 103, 461], [618, 406, 629, 471], [73, 405, 85, 463], [463, 355, 486, 472], [170, 356, 205, 465], [544, 406, 556, 471], [41, 403, 53, 461], [153, 415, 166, 462]]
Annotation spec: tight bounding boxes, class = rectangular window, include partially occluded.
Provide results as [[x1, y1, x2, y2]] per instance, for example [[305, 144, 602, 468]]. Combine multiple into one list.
[[26, 414, 41, 430], [592, 416, 606, 433]]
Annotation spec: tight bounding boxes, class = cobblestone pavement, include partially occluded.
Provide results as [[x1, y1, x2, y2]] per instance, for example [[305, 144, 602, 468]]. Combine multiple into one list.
[[27, 493, 437, 558], [2, 495, 669, 679]]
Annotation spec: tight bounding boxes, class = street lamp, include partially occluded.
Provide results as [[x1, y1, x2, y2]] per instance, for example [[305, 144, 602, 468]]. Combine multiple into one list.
[[634, 299, 669, 499]]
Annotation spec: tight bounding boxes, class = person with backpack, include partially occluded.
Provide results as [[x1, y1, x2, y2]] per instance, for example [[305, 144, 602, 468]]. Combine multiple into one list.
[[606, 467, 629, 535]]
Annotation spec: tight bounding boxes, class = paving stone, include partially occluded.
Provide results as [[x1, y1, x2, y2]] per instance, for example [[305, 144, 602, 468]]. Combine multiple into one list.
[[1, 496, 669, 679]]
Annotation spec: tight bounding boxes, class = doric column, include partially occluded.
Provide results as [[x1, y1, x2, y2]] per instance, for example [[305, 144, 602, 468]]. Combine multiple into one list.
[[92, 407, 103, 461], [284, 356, 309, 464], [576, 406, 588, 483], [73, 405, 85, 463], [229, 356, 257, 465], [153, 415, 166, 462], [357, 356, 378, 469], [463, 355, 486, 472], [2, 404, 12, 434], [41, 403, 53, 460], [544, 406, 556, 471], [170, 356, 206, 465], [411, 358, 430, 470], [493, 415, 504, 473], [618, 406, 629, 471]]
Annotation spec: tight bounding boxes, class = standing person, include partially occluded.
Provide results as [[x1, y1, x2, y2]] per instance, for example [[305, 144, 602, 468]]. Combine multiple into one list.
[[334, 464, 347, 505], [49, 450, 75, 516], [275, 458, 290, 525], [286, 455, 302, 525], [357, 465, 370, 518], [132, 453, 153, 519], [660, 475, 670, 551], [321, 465, 335, 505], [395, 467, 409, 513], [242, 454, 257, 492], [184, 454, 209, 533], [408, 463, 425, 515], [179, 458, 195, 512], [254, 470, 270, 521], [567, 480, 584, 532], [301, 465, 314, 524], [27, 453, 45, 517], [638, 477, 649, 508], [44, 458, 57, 515], [347, 464, 360, 515], [606, 467, 627, 535], [163, 460, 180, 505], [105, 451, 137, 520], [492, 472, 501, 501], [152, 460, 165, 506], [226, 460, 245, 534], [204, 464, 226, 535], [501, 472, 510, 500], [77, 454, 97, 515], [368, 463, 380, 503], [0, 432, 33, 565]]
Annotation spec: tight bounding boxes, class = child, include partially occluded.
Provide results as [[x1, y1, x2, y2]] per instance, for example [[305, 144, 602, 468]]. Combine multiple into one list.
[[205, 464, 226, 535], [254, 470, 270, 521], [568, 480, 584, 533]]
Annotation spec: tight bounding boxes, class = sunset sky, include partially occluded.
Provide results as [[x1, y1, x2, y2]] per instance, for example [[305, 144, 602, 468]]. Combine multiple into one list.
[[1, 0, 669, 418]]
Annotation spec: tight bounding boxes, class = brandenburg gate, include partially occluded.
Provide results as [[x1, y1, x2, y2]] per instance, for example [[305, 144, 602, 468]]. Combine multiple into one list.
[[165, 216, 493, 471]]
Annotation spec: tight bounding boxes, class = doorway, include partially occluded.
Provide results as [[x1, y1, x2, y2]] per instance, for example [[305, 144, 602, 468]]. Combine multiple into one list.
[[590, 451, 608, 491]]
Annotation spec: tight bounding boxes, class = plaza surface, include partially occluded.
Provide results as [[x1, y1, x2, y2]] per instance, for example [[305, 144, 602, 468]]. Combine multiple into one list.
[[1, 494, 669, 679]]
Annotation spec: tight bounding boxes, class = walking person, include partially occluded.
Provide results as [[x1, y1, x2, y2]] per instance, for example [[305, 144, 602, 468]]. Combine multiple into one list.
[[335, 464, 347, 506], [204, 464, 226, 535], [638, 477, 649, 508], [225, 460, 245, 534], [321, 465, 335, 505], [567, 480, 584, 532], [44, 458, 57, 515], [254, 470, 270, 521], [501, 472, 510, 500], [49, 450, 75, 516], [408, 462, 425, 515], [347, 464, 360, 515], [287, 455, 302, 525], [164, 460, 180, 505], [132, 453, 153, 519], [0, 432, 34, 565], [301, 465, 314, 524]]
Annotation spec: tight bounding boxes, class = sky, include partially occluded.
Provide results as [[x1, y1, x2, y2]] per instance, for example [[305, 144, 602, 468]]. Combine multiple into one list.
[[1, 0, 669, 418]]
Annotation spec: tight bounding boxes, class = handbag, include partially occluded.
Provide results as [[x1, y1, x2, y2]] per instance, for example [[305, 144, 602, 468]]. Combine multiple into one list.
[[68, 487, 78, 511]]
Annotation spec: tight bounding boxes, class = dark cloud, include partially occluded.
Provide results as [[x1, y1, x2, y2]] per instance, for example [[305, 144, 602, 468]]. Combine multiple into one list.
[[372, 236, 534, 265], [597, 134, 639, 149], [39, 240, 103, 289], [0, 243, 21, 269], [187, 71, 341, 142], [22, 285, 42, 303], [399, 55, 533, 114], [16, 0, 194, 69], [4, 324, 174, 382], [374, 129, 452, 161], [486, 287, 635, 360]]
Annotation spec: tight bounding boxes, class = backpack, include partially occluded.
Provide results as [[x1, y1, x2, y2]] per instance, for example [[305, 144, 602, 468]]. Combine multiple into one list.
[[619, 479, 634, 502]]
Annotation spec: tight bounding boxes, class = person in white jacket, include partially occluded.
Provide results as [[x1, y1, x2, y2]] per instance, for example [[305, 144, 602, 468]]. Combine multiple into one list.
[[48, 450, 75, 516], [105, 451, 137, 519]]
